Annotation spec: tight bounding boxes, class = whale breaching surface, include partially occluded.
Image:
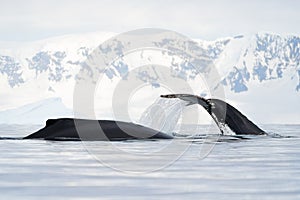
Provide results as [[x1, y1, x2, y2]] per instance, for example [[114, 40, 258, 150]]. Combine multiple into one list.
[[23, 94, 266, 141]]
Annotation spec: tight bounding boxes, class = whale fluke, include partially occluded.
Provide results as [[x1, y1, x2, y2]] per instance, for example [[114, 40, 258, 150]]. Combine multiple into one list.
[[161, 94, 266, 135], [24, 118, 173, 141]]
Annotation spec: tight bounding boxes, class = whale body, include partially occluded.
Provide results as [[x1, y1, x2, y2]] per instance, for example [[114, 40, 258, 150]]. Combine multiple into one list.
[[24, 118, 173, 141], [23, 94, 265, 141], [161, 94, 266, 135]]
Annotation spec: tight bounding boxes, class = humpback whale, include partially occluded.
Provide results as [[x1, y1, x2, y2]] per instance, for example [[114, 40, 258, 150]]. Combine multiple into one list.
[[161, 94, 266, 135], [22, 94, 265, 141]]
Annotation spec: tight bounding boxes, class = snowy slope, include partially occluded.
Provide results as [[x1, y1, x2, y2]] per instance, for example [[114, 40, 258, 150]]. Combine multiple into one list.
[[216, 33, 300, 93], [0, 98, 73, 125]]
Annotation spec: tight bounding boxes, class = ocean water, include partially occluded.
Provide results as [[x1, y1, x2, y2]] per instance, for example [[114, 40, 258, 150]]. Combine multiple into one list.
[[0, 124, 299, 200]]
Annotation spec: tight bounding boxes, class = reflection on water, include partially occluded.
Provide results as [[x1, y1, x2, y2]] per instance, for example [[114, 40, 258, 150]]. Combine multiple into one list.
[[0, 124, 299, 199]]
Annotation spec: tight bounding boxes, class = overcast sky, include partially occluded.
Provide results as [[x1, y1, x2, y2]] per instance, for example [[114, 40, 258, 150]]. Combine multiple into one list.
[[1, 0, 300, 41]]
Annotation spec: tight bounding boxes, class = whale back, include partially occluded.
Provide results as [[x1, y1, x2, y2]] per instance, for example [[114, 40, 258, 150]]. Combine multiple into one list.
[[24, 118, 173, 141]]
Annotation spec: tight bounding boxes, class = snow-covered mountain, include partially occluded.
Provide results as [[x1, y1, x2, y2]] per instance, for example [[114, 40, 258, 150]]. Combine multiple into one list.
[[0, 31, 299, 124], [0, 98, 73, 125], [214, 33, 300, 93]]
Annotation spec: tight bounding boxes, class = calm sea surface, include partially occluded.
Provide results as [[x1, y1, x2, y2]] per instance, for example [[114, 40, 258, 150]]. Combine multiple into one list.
[[0, 124, 299, 200]]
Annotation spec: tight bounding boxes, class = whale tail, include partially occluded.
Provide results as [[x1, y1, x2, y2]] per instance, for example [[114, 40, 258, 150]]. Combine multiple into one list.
[[160, 94, 266, 135]]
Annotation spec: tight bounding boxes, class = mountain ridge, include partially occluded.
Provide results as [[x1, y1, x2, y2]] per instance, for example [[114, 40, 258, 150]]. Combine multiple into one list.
[[0, 31, 299, 124]]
